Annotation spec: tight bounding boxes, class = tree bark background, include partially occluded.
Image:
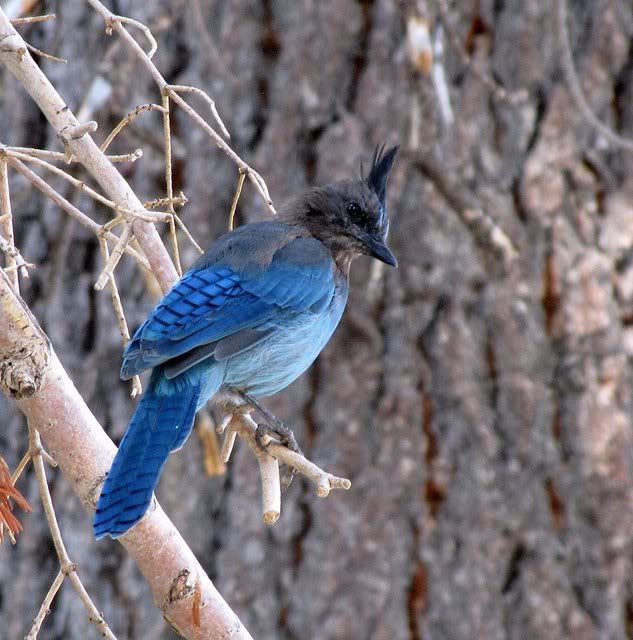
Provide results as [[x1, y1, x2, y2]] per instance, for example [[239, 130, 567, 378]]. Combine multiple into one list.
[[2, 1, 633, 639]]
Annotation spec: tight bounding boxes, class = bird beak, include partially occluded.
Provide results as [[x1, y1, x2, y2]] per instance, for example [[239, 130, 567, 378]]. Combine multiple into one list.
[[363, 235, 398, 267]]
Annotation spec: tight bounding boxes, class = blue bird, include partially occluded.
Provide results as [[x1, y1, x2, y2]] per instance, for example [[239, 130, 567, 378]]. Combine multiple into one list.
[[94, 145, 398, 539]]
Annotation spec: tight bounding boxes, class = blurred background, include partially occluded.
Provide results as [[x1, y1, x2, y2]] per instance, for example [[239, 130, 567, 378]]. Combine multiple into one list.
[[2, 0, 633, 638]]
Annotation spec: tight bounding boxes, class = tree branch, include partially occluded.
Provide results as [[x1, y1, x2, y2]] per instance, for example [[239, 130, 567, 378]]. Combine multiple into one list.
[[0, 9, 178, 293], [0, 268, 253, 639]]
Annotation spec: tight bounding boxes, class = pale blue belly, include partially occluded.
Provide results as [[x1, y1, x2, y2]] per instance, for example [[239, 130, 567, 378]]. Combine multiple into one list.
[[221, 301, 345, 398]]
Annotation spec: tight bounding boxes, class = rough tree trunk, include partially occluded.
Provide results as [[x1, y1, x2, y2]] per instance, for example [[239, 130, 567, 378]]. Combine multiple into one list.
[[2, 1, 633, 638]]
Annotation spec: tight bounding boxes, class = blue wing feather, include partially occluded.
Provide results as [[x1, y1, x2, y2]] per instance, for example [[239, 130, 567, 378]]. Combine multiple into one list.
[[121, 234, 336, 380]]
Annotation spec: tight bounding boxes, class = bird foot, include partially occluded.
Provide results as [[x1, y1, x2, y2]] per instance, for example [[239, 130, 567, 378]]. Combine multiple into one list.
[[255, 422, 302, 491]]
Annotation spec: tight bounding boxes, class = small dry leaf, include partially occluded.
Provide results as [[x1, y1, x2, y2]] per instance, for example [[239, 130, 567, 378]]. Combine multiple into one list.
[[0, 456, 32, 542]]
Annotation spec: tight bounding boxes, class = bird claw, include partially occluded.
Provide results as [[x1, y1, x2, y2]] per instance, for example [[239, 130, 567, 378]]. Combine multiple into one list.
[[255, 422, 302, 491]]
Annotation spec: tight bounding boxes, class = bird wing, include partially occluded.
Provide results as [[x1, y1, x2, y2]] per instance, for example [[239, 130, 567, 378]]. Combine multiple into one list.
[[121, 235, 336, 380]]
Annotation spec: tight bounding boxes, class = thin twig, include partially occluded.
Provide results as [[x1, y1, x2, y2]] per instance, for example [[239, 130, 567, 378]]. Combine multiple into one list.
[[0, 159, 19, 290], [11, 14, 56, 25], [165, 84, 230, 139], [5, 149, 169, 223], [173, 214, 204, 254], [144, 193, 188, 210], [94, 223, 132, 291], [228, 170, 246, 230], [25, 570, 65, 640], [167, 89, 275, 212], [84, 0, 275, 213], [168, 215, 182, 276], [6, 145, 142, 163], [555, 0, 633, 151], [9, 158, 150, 269], [100, 103, 168, 153], [24, 41, 67, 64], [160, 92, 182, 275], [98, 237, 142, 396], [0, 231, 34, 279], [28, 426, 117, 639], [105, 14, 157, 59]]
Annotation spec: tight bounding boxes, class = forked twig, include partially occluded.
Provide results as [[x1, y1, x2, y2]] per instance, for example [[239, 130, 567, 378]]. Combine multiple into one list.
[[218, 410, 351, 524], [85, 0, 276, 215], [8, 158, 150, 269], [27, 427, 117, 639]]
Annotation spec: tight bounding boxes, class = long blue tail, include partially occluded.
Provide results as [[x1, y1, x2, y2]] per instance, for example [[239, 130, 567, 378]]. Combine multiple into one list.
[[94, 370, 201, 539]]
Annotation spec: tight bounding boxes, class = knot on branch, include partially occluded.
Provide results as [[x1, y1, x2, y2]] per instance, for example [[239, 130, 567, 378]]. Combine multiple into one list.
[[0, 343, 49, 398], [167, 569, 195, 605]]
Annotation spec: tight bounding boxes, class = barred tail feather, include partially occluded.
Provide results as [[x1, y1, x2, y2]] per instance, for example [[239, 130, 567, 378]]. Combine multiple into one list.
[[93, 374, 201, 539]]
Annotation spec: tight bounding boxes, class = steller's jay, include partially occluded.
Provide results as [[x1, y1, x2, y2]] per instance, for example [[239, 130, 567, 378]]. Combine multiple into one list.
[[94, 145, 398, 539]]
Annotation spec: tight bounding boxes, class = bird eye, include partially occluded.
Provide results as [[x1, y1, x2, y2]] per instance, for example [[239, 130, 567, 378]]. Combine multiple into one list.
[[347, 202, 361, 216]]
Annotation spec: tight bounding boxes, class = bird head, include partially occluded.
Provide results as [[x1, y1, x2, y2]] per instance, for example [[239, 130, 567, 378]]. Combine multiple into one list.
[[283, 145, 399, 268]]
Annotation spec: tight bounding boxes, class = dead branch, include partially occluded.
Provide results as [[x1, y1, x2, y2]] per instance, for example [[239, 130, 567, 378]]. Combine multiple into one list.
[[26, 426, 117, 639], [100, 103, 168, 153], [8, 158, 151, 269], [83, 0, 275, 214], [6, 145, 143, 164], [0, 10, 179, 292], [0, 268, 253, 640], [0, 158, 19, 290], [23, 41, 67, 64], [11, 14, 56, 25], [218, 411, 351, 524]]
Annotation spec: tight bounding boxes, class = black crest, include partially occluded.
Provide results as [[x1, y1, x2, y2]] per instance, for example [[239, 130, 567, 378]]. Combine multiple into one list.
[[365, 144, 399, 205]]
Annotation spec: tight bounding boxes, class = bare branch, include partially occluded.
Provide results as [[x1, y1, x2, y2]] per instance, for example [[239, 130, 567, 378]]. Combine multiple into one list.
[[6, 145, 143, 163], [165, 84, 230, 139], [0, 268, 253, 639], [94, 223, 132, 290], [11, 14, 56, 25], [105, 14, 157, 60], [100, 103, 168, 153], [5, 148, 169, 223], [23, 41, 67, 64], [28, 426, 118, 639], [144, 193, 188, 210], [8, 158, 151, 269], [98, 237, 142, 397], [221, 412, 351, 523], [0, 231, 34, 279], [0, 11, 178, 292], [25, 569, 64, 640], [0, 159, 19, 289], [83, 0, 275, 214]]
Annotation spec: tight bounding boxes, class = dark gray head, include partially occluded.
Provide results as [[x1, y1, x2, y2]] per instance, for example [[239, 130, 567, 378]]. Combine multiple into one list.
[[281, 145, 398, 269]]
